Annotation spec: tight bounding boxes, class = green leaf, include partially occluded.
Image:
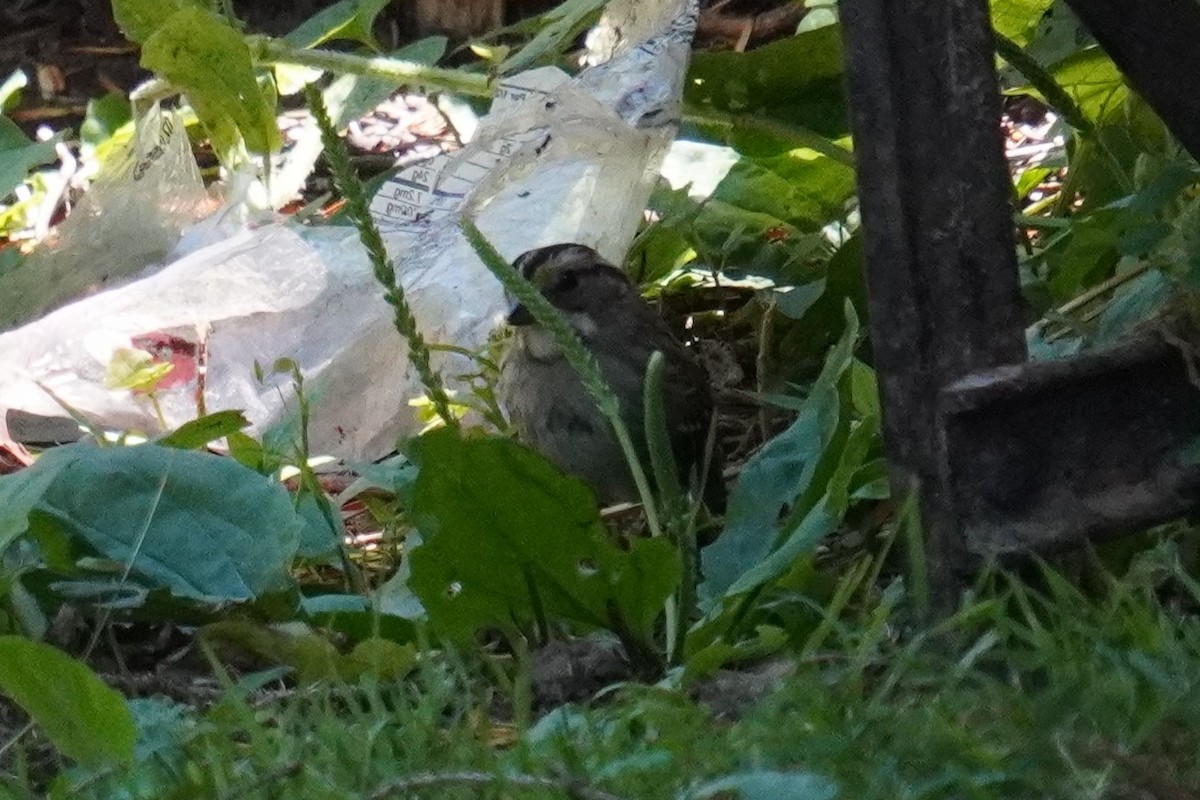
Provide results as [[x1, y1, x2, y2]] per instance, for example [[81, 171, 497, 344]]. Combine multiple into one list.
[[0, 446, 84, 555], [1049, 47, 1127, 126], [140, 6, 282, 155], [1045, 210, 1120, 301], [157, 410, 251, 450], [226, 430, 270, 472], [407, 429, 680, 641], [690, 771, 838, 800], [284, 0, 391, 49], [80, 92, 133, 151], [294, 490, 344, 559], [0, 636, 136, 765], [775, 280, 826, 320], [683, 624, 787, 682], [700, 302, 859, 603], [35, 444, 300, 602], [111, 0, 207, 43], [847, 359, 880, 420], [638, 156, 851, 286], [499, 0, 606, 75], [723, 415, 877, 598], [712, 155, 856, 233], [330, 37, 450, 128], [104, 347, 174, 392], [686, 26, 849, 144], [990, 0, 1055, 45], [0, 116, 59, 200], [51, 697, 194, 799], [0, 70, 27, 112], [202, 620, 417, 683]]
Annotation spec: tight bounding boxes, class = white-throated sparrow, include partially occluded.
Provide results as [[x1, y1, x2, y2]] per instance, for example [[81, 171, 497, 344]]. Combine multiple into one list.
[[498, 243, 725, 512]]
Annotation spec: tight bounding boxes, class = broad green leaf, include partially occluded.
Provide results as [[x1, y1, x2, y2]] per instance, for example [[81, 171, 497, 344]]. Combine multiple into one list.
[[713, 155, 856, 232], [990, 0, 1055, 45], [700, 302, 859, 603], [776, 233, 870, 369], [637, 157, 848, 286], [284, 0, 391, 49], [341, 637, 418, 680], [226, 430, 270, 472], [141, 7, 282, 155], [0, 446, 84, 555], [1014, 0, 1092, 70], [1049, 48, 1127, 125], [0, 116, 59, 200], [686, 26, 849, 144], [500, 0, 606, 75], [0, 636, 136, 765], [407, 429, 680, 641], [1156, 196, 1200, 291], [157, 410, 251, 450], [111, 0, 207, 43], [35, 444, 300, 602], [294, 491, 344, 559], [690, 771, 838, 800], [728, 417, 878, 600], [1045, 209, 1120, 301], [847, 360, 880, 420], [301, 593, 420, 643]]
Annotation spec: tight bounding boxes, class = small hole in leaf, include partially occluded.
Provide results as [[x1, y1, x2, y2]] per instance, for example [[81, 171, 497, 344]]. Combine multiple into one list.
[[446, 581, 462, 599], [578, 559, 598, 577]]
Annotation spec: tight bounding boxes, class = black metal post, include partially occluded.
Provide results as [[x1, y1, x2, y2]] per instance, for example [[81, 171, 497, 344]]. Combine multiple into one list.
[[838, 0, 1028, 602]]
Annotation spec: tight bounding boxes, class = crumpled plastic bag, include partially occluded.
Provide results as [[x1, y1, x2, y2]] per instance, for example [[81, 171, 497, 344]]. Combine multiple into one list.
[[0, 0, 698, 461]]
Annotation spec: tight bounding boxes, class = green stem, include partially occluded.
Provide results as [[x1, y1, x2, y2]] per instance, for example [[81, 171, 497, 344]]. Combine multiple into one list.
[[993, 33, 1093, 136], [993, 34, 1132, 193], [257, 38, 493, 98], [304, 84, 458, 431], [683, 108, 856, 167]]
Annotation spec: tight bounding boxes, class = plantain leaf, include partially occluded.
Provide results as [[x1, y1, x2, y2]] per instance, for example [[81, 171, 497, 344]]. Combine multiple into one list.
[[0, 637, 136, 765], [407, 429, 679, 641]]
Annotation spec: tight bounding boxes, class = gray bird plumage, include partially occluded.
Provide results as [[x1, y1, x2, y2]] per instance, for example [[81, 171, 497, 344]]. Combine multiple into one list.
[[498, 244, 725, 511]]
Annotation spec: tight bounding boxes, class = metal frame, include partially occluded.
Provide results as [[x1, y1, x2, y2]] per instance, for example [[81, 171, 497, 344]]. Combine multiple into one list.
[[838, 0, 1200, 602]]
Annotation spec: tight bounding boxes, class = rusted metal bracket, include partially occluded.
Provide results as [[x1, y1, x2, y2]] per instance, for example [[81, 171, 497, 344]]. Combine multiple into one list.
[[941, 335, 1200, 557], [838, 0, 1200, 601]]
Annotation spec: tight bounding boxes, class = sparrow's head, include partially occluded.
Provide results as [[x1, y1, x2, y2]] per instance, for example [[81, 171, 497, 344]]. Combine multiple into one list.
[[506, 244, 635, 336]]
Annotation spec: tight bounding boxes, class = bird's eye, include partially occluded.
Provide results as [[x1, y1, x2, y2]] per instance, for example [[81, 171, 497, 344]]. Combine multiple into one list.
[[555, 271, 580, 292]]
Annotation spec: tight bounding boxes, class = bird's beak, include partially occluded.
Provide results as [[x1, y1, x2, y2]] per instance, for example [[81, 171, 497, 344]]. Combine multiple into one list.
[[506, 302, 535, 326]]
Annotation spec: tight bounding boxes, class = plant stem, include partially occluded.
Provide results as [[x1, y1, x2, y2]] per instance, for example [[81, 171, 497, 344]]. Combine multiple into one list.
[[993, 33, 1093, 136], [683, 108, 856, 167], [304, 85, 458, 431], [994, 34, 1133, 193], [257, 38, 493, 98]]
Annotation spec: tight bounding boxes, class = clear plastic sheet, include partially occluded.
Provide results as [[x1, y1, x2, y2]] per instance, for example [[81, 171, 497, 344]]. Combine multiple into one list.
[[0, 0, 698, 460]]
